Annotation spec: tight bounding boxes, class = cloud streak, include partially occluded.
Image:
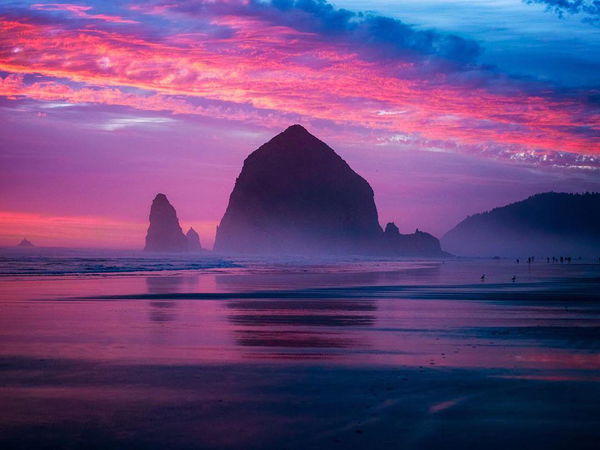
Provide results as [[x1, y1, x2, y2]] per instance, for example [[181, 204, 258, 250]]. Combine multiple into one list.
[[32, 3, 138, 24], [0, 74, 298, 130], [0, 0, 597, 165]]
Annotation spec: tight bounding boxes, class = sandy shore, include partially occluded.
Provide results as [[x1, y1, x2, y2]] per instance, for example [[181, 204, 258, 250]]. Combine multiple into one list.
[[0, 258, 599, 449]]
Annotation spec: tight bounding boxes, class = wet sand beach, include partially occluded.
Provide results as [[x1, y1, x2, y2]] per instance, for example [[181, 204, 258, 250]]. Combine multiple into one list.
[[0, 257, 599, 449]]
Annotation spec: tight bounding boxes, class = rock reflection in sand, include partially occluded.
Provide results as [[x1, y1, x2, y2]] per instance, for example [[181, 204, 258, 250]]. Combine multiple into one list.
[[145, 275, 199, 323], [1, 259, 600, 449], [226, 298, 376, 358]]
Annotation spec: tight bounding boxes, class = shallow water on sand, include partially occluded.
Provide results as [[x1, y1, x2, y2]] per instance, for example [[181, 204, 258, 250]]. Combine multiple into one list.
[[0, 256, 599, 449]]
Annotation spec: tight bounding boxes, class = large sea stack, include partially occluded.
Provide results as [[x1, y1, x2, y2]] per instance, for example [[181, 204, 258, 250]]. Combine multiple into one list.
[[214, 125, 383, 255], [144, 193, 188, 252], [442, 192, 600, 257]]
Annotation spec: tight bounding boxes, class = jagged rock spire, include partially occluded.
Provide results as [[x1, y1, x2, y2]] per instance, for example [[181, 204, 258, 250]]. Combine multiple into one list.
[[144, 193, 188, 252]]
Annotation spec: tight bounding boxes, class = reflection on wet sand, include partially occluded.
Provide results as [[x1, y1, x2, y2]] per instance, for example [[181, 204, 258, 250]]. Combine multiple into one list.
[[1, 260, 600, 450], [214, 262, 442, 292], [226, 298, 376, 358], [145, 275, 201, 323], [148, 300, 176, 323], [145, 274, 199, 294], [146, 276, 180, 323], [215, 265, 408, 360]]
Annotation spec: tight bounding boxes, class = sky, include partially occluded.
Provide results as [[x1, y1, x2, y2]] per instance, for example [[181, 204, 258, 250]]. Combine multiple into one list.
[[0, 0, 599, 249]]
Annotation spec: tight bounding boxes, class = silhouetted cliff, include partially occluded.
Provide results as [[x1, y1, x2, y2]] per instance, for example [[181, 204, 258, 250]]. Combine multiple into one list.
[[144, 194, 188, 252], [442, 192, 600, 256], [214, 125, 382, 255]]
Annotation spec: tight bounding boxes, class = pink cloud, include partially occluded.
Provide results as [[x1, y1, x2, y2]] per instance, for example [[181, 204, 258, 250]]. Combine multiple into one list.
[[0, 73, 297, 130], [0, 10, 598, 162], [31, 3, 138, 24]]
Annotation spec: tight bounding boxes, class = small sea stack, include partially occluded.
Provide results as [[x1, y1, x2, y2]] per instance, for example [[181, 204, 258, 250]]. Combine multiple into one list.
[[186, 227, 202, 252], [144, 193, 188, 252], [17, 238, 34, 248]]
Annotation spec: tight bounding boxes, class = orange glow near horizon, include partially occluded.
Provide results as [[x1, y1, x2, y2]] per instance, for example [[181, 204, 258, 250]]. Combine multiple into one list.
[[0, 211, 218, 249]]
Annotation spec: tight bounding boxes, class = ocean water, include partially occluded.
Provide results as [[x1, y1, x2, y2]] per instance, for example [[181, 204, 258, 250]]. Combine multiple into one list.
[[0, 247, 238, 275], [0, 249, 599, 449]]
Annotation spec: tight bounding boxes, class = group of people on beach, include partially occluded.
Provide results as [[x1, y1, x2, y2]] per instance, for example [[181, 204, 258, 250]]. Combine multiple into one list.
[[481, 255, 600, 284], [516, 256, 578, 264]]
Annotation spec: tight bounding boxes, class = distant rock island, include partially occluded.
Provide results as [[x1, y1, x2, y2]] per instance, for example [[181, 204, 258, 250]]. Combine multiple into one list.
[[17, 238, 34, 248], [215, 124, 445, 256], [442, 192, 600, 257]]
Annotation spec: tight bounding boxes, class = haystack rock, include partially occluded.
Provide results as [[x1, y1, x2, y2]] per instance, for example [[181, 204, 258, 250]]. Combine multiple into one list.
[[144, 193, 188, 252], [214, 124, 382, 255], [382, 222, 444, 256], [17, 238, 34, 248], [186, 227, 202, 251]]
